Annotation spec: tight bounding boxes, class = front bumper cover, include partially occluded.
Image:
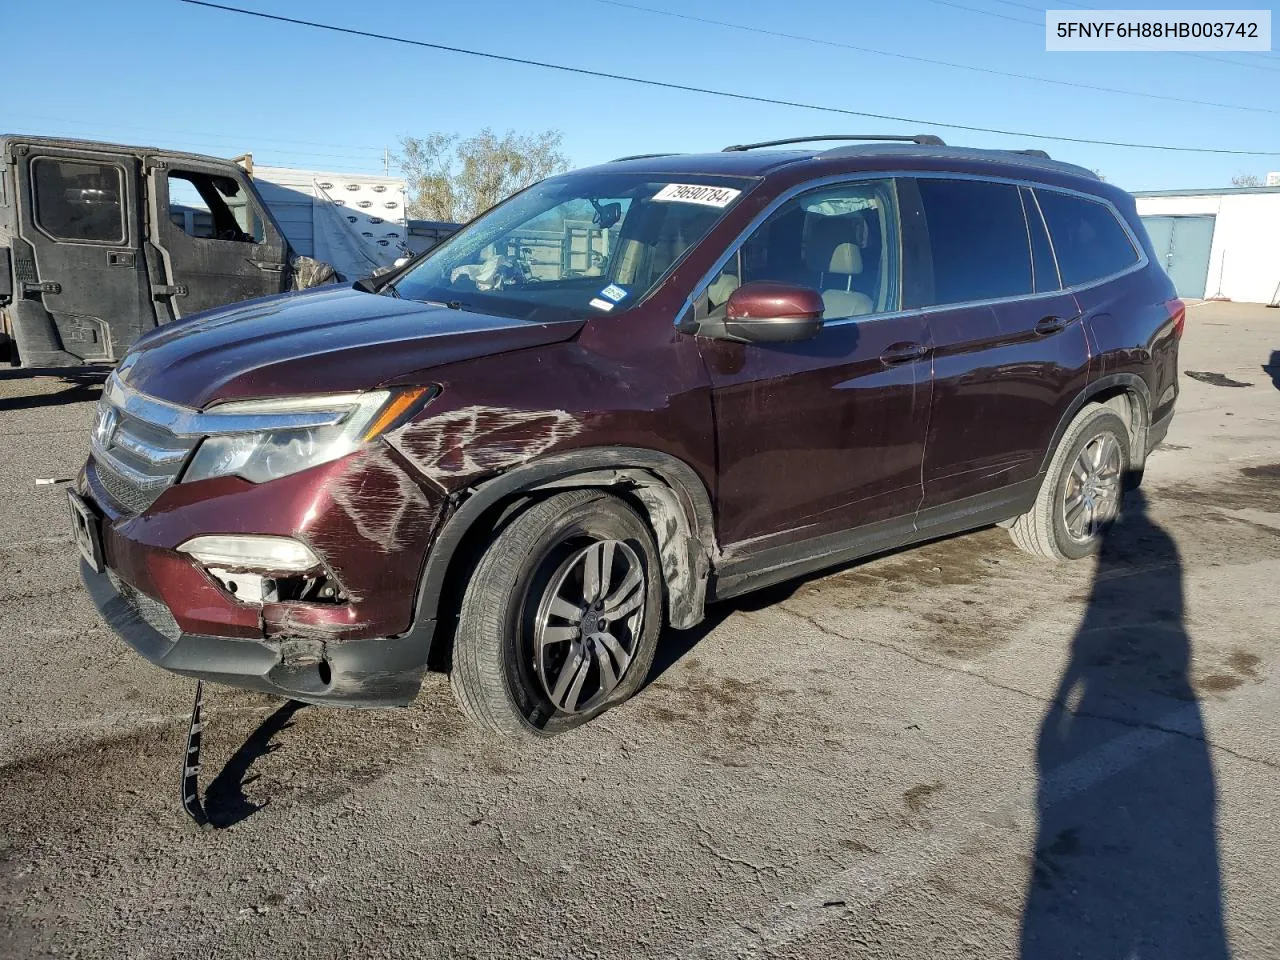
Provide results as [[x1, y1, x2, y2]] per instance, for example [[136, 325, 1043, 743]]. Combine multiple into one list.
[[82, 559, 436, 708]]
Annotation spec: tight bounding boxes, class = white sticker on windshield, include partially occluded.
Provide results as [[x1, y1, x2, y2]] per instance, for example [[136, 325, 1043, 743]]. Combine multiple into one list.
[[599, 283, 628, 303], [589, 297, 615, 311], [652, 183, 742, 208]]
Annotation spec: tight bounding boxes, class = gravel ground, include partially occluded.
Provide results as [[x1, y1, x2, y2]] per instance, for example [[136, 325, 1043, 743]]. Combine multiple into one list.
[[1, 301, 1277, 959]]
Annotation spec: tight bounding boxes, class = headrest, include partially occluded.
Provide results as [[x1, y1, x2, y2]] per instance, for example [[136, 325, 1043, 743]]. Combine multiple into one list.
[[827, 242, 863, 275]]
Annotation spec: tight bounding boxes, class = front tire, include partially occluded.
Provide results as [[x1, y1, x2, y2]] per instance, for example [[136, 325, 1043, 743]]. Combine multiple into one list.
[[449, 490, 663, 738], [1010, 407, 1130, 561]]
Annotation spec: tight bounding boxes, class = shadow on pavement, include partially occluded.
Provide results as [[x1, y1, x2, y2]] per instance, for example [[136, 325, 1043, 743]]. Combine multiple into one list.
[[203, 699, 306, 829], [1264, 350, 1280, 391], [1020, 487, 1229, 959], [0, 367, 106, 412], [644, 581, 801, 690]]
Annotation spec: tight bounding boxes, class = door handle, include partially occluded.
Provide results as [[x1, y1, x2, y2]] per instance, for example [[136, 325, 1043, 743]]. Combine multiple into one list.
[[249, 259, 285, 273], [107, 250, 136, 267], [880, 341, 929, 365], [1035, 315, 1072, 335]]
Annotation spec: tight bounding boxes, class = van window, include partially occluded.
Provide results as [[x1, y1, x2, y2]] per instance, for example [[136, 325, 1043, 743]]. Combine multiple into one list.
[[33, 158, 125, 243], [915, 178, 1032, 305], [705, 179, 900, 320], [167, 171, 262, 243], [1035, 190, 1139, 286]]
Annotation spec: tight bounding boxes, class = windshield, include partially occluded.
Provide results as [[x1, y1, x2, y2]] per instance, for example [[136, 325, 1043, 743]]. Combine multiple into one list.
[[391, 172, 754, 322]]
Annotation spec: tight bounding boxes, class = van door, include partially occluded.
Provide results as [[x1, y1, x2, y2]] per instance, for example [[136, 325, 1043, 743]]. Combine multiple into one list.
[[12, 144, 154, 362], [146, 159, 288, 318], [905, 177, 1090, 510]]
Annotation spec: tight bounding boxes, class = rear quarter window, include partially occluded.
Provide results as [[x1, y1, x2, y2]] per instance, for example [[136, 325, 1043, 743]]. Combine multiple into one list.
[[1035, 190, 1140, 287]]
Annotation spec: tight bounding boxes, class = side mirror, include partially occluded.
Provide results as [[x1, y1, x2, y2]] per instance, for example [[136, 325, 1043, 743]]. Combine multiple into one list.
[[723, 281, 825, 343]]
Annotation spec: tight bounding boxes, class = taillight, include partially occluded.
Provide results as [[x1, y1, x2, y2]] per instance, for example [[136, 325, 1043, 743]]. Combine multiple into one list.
[[1167, 298, 1186, 339]]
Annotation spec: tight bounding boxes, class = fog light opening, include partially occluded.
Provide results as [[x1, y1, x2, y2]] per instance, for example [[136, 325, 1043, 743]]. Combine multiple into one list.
[[317, 659, 333, 687]]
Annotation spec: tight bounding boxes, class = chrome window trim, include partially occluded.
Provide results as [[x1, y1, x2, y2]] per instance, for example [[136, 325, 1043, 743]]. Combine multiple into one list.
[[102, 372, 351, 437], [678, 169, 1149, 329], [1027, 187, 1065, 291]]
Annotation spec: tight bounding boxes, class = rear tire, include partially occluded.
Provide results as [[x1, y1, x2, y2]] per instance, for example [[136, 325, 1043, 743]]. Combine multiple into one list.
[[1010, 407, 1130, 561], [449, 489, 663, 738]]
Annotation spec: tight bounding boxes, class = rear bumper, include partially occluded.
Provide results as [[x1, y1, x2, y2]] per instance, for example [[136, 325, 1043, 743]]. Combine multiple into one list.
[[81, 558, 436, 708], [1148, 407, 1174, 452]]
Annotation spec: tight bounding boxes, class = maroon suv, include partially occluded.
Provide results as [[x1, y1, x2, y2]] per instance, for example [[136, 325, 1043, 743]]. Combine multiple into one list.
[[73, 135, 1183, 738]]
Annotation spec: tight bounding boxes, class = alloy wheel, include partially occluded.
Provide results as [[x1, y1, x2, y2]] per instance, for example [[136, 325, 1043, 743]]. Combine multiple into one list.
[[533, 539, 646, 714], [1062, 432, 1123, 543]]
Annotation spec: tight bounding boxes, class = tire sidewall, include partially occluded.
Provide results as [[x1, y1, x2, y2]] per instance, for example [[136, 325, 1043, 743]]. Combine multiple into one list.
[[494, 495, 663, 737], [1048, 410, 1131, 560]]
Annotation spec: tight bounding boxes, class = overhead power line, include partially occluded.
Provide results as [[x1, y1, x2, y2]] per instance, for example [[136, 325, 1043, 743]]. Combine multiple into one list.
[[6, 112, 388, 158], [591, 0, 1278, 117], [180, 1, 1280, 157], [4, 125, 389, 173]]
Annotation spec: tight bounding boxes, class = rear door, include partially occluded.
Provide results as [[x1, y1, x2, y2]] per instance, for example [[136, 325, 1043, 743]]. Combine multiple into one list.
[[904, 176, 1090, 509], [146, 158, 288, 318], [14, 143, 154, 361], [696, 178, 932, 550]]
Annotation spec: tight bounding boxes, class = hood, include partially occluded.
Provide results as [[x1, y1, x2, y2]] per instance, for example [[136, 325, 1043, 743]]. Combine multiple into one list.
[[124, 285, 585, 407]]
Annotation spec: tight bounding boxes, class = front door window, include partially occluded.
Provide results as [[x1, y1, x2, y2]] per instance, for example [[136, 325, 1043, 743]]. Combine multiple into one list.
[[167, 171, 263, 243], [703, 179, 901, 320]]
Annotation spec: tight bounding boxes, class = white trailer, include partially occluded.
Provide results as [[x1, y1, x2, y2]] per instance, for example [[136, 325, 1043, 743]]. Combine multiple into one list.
[[250, 165, 410, 281]]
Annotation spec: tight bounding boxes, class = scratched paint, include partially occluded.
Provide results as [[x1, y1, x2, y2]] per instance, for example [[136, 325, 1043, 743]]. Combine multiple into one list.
[[392, 405, 584, 483], [326, 446, 436, 554]]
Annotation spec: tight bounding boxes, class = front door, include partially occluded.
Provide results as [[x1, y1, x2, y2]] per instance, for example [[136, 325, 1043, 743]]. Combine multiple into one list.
[[695, 178, 931, 550], [146, 158, 289, 318], [905, 178, 1091, 509], [13, 143, 154, 361]]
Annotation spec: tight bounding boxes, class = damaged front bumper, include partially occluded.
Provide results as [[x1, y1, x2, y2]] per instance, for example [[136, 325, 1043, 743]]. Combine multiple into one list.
[[81, 559, 436, 708]]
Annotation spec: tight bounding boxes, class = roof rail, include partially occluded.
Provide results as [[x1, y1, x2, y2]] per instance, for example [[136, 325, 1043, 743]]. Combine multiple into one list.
[[723, 134, 945, 152], [611, 152, 682, 162], [1007, 149, 1052, 160]]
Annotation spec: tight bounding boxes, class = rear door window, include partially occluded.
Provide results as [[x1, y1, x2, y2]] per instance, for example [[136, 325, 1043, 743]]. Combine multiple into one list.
[[913, 178, 1032, 306], [33, 158, 125, 243], [1035, 189, 1139, 286]]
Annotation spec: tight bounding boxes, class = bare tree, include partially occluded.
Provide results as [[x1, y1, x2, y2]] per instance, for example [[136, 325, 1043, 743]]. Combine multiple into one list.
[[1231, 173, 1262, 187], [396, 129, 570, 222]]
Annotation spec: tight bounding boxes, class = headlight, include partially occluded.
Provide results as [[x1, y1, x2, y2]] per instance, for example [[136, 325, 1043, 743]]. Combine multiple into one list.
[[181, 386, 434, 484]]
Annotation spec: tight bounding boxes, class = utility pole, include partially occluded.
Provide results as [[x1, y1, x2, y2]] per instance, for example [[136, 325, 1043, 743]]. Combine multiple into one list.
[[383, 147, 390, 176]]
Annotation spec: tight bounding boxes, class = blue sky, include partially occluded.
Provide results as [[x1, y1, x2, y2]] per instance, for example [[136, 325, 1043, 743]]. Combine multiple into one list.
[[6, 0, 1279, 191]]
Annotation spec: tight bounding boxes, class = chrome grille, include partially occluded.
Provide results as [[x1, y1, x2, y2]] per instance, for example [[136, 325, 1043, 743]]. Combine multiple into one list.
[[90, 376, 200, 517], [91, 458, 166, 515]]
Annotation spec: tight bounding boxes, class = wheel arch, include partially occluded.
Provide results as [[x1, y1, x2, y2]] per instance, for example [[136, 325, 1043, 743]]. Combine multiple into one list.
[[413, 447, 717, 669], [1041, 373, 1151, 477]]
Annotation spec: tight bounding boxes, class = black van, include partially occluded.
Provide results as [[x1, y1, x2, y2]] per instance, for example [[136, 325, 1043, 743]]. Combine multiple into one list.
[[0, 135, 294, 368]]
